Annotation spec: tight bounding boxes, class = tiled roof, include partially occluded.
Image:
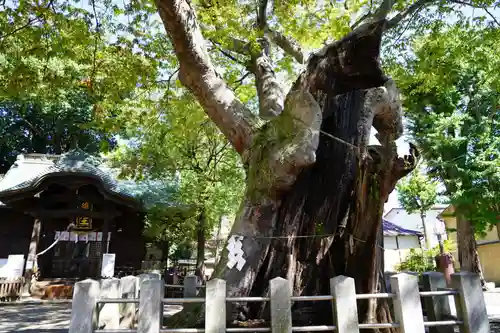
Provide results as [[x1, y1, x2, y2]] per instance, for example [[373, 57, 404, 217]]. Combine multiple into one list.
[[383, 218, 423, 237], [0, 150, 177, 209]]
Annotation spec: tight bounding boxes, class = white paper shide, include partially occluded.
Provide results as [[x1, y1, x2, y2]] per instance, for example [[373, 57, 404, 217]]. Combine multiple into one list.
[[226, 235, 246, 271]]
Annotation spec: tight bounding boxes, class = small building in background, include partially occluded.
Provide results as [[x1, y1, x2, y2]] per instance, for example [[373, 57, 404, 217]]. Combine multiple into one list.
[[383, 219, 423, 272], [384, 205, 448, 248]]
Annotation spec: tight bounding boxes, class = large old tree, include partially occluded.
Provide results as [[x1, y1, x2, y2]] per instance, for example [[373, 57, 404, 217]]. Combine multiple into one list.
[[153, 0, 499, 329], [154, 0, 428, 329]]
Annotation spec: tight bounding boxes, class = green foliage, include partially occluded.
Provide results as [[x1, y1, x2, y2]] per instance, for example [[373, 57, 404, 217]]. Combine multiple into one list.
[[0, 90, 116, 173], [396, 249, 434, 273], [109, 92, 246, 246], [0, 0, 164, 136], [397, 169, 439, 215], [388, 22, 500, 233], [2, 0, 499, 263], [396, 240, 457, 273], [144, 205, 198, 246], [0, 0, 168, 175]]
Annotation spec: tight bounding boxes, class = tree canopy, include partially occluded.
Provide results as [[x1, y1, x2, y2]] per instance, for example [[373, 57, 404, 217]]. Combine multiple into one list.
[[0, 90, 117, 173], [397, 169, 439, 216], [397, 168, 439, 247], [389, 22, 500, 233], [0, 0, 162, 172], [110, 91, 246, 249]]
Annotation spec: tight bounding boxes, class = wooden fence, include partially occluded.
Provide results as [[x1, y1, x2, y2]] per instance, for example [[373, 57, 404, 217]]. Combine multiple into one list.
[[0, 278, 24, 301], [68, 272, 491, 333]]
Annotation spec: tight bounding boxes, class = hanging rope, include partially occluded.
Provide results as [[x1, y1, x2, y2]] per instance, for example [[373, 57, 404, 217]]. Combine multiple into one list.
[[35, 223, 74, 257]]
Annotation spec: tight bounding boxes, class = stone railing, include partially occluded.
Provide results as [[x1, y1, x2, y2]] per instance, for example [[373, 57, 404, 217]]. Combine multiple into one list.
[[68, 272, 490, 333]]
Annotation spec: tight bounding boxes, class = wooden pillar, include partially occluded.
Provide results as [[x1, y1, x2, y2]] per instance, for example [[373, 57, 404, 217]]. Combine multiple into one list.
[[99, 218, 110, 277], [23, 218, 42, 295]]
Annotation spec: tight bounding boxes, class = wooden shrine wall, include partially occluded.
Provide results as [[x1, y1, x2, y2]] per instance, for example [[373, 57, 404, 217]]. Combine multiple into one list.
[[0, 208, 33, 258]]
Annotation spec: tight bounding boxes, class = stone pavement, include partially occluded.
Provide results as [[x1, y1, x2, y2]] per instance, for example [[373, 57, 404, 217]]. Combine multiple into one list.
[[0, 303, 70, 333], [0, 292, 498, 332], [0, 300, 182, 333]]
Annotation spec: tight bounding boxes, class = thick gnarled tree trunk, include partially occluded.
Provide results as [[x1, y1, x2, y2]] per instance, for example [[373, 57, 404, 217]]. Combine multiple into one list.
[[155, 0, 421, 331]]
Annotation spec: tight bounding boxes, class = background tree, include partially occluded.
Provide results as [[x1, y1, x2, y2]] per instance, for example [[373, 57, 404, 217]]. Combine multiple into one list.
[[389, 22, 500, 282], [397, 169, 439, 249], [0, 0, 161, 170], [110, 92, 245, 280], [0, 90, 116, 173]]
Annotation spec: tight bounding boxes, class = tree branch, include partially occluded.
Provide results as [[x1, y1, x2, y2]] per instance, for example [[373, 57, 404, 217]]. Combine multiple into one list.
[[256, 0, 305, 64], [352, 0, 436, 32], [266, 28, 305, 64], [210, 41, 247, 66], [372, 0, 396, 21], [208, 36, 251, 55], [231, 71, 251, 90], [449, 0, 500, 27], [257, 0, 269, 29], [155, 0, 261, 155], [385, 0, 435, 30], [251, 37, 285, 119], [0, 17, 41, 40]]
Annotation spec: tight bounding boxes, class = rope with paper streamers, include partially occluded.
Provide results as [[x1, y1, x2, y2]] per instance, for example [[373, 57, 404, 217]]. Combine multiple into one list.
[[225, 232, 390, 272], [35, 226, 103, 257]]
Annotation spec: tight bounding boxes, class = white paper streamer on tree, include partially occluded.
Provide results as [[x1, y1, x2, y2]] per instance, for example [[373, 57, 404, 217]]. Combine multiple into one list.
[[226, 235, 246, 271]]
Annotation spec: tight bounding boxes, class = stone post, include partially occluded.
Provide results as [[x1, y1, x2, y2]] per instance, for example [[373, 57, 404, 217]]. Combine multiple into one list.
[[205, 279, 226, 333], [69, 279, 100, 333], [451, 272, 490, 333], [98, 278, 120, 329], [138, 279, 163, 333], [422, 272, 454, 333], [183, 275, 198, 298], [391, 273, 425, 333], [269, 277, 292, 333], [119, 275, 139, 329], [330, 275, 359, 333]]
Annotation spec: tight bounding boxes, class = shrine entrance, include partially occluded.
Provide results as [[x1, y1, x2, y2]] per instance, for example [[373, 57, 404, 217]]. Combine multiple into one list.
[[0, 152, 147, 281], [39, 230, 109, 279]]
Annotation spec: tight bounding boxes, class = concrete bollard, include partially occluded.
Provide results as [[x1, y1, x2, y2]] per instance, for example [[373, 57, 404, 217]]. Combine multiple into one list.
[[183, 275, 198, 298], [119, 275, 139, 329], [98, 278, 120, 329], [69, 279, 100, 333]]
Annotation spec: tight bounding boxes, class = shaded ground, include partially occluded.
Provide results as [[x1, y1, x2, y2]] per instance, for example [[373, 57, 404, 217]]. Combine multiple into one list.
[[0, 303, 70, 333], [0, 301, 182, 333], [0, 292, 498, 332]]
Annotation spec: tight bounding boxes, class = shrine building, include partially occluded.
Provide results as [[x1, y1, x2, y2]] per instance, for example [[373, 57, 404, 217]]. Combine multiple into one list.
[[0, 150, 156, 279]]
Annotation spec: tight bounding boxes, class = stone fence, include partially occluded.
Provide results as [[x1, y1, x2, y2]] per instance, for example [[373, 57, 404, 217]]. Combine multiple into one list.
[[68, 272, 491, 333]]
